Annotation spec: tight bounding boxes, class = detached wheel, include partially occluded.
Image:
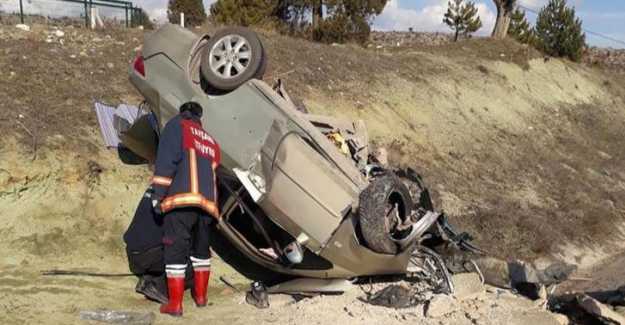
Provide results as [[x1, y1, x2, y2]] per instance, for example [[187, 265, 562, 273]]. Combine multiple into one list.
[[201, 27, 266, 91], [359, 175, 414, 255]]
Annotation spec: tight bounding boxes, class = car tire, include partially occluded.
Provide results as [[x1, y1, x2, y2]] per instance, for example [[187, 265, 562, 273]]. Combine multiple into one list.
[[201, 27, 266, 91], [254, 41, 267, 80], [358, 175, 415, 255]]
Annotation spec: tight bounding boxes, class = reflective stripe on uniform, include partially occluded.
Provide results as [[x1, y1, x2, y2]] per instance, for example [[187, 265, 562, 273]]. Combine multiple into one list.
[[165, 264, 187, 277], [189, 149, 199, 194], [161, 193, 219, 218], [151, 176, 172, 186], [190, 256, 211, 271]]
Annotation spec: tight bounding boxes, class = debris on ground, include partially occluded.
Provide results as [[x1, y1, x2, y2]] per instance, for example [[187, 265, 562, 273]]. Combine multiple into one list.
[[425, 294, 457, 318], [247, 279, 568, 325], [79, 309, 155, 325], [551, 291, 625, 325], [451, 272, 484, 300], [364, 281, 432, 308], [15, 24, 30, 32], [577, 295, 625, 325], [246, 281, 270, 309]]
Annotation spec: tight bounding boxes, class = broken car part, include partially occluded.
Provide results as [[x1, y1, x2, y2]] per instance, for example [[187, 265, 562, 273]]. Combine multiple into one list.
[[246, 281, 270, 309], [267, 278, 355, 294]]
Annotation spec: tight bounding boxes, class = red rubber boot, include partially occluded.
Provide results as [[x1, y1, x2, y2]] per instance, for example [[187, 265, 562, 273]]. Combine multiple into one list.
[[160, 275, 184, 316], [191, 256, 211, 307], [192, 269, 210, 307]]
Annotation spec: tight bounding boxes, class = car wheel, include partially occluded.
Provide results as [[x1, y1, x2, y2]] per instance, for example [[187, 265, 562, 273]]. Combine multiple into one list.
[[201, 27, 266, 91], [358, 175, 414, 255]]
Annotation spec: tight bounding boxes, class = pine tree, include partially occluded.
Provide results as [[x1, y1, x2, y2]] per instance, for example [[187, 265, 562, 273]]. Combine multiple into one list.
[[314, 0, 387, 43], [535, 0, 585, 61], [131, 8, 154, 29], [443, 0, 483, 42], [210, 0, 278, 26], [507, 7, 532, 44], [168, 0, 207, 27], [210, 0, 388, 43]]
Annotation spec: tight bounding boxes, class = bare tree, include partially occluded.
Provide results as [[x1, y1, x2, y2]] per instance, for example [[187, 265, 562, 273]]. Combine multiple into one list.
[[312, 0, 323, 30], [492, 0, 516, 39]]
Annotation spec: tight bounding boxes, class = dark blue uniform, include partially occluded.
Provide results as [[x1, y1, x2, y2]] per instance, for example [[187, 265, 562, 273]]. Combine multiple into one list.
[[151, 114, 220, 217], [150, 112, 220, 272]]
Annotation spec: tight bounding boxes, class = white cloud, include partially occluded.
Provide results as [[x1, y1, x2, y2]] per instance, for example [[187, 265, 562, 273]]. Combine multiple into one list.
[[373, 0, 496, 36], [518, 0, 548, 10]]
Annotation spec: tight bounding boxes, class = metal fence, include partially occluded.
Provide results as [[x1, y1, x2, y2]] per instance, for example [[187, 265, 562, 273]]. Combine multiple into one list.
[[0, 0, 144, 27]]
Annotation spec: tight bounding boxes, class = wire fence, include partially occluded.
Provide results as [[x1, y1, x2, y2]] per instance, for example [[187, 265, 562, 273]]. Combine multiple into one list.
[[0, 0, 145, 27]]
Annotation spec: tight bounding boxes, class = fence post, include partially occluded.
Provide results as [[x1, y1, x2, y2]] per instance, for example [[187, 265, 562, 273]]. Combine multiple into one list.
[[19, 0, 24, 24], [125, 5, 129, 28], [90, 7, 96, 29], [180, 12, 184, 28], [83, 0, 89, 27]]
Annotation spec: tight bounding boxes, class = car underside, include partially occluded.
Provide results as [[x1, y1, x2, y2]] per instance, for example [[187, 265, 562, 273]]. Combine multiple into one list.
[[122, 24, 480, 293]]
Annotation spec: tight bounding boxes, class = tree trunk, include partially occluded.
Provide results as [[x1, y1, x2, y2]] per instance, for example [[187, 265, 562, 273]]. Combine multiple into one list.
[[492, 0, 514, 39], [454, 29, 459, 42], [312, 0, 323, 30]]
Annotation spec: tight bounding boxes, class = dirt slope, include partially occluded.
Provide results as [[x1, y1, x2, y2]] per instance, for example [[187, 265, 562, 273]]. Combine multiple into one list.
[[1, 24, 625, 324], [258, 31, 625, 263]]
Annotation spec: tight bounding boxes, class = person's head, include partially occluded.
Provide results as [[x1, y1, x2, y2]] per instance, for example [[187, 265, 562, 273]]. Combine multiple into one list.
[[179, 102, 203, 119]]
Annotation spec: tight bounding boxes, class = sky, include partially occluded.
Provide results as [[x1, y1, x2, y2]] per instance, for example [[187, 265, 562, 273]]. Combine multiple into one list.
[[1, 0, 623, 48], [373, 0, 625, 48]]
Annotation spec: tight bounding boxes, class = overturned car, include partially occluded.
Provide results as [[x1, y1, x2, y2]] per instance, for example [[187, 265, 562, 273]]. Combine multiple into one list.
[[123, 24, 475, 292]]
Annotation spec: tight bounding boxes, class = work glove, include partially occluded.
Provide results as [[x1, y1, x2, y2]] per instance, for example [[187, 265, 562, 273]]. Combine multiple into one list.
[[151, 196, 163, 215]]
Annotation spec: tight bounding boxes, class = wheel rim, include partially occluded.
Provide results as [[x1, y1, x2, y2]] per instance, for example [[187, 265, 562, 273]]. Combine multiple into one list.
[[208, 34, 252, 79], [385, 191, 409, 239]]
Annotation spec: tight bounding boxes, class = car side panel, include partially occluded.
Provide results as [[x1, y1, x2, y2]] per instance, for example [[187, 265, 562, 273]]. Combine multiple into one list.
[[142, 24, 197, 67], [258, 134, 355, 252]]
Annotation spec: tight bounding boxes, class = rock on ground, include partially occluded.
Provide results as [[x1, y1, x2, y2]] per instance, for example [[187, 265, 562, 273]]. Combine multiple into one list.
[[452, 272, 484, 300], [426, 294, 457, 318]]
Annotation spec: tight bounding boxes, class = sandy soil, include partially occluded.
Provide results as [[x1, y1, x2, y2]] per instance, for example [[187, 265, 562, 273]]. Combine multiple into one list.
[[1, 23, 625, 324]]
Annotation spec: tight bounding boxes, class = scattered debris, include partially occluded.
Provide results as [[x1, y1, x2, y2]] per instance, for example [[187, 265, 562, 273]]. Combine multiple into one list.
[[79, 309, 154, 325], [15, 24, 30, 32], [53, 29, 64, 37], [451, 273, 484, 300], [426, 294, 457, 318], [219, 276, 242, 292], [364, 281, 432, 308], [552, 314, 570, 325], [246, 281, 270, 309], [578, 295, 625, 325]]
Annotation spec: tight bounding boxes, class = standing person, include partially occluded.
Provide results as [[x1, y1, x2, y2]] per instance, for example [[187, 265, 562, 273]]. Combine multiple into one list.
[[150, 101, 221, 317]]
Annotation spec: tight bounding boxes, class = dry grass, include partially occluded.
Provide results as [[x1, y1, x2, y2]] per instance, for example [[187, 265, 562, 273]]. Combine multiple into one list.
[[2, 24, 625, 264]]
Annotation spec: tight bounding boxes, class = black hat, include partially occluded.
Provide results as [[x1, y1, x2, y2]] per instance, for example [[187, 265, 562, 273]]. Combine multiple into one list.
[[180, 102, 203, 118]]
